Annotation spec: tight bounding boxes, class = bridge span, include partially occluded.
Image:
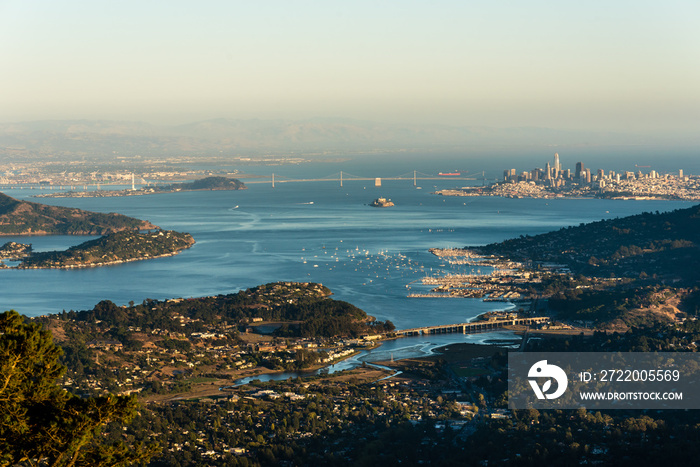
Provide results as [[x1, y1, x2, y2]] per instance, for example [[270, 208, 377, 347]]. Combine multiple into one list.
[[245, 170, 480, 187], [397, 317, 549, 337]]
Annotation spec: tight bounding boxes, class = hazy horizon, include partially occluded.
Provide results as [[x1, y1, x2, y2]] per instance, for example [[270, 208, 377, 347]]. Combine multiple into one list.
[[1, 1, 699, 141]]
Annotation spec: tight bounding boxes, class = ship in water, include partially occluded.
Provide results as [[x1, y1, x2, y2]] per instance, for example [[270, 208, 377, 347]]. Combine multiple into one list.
[[370, 197, 395, 207]]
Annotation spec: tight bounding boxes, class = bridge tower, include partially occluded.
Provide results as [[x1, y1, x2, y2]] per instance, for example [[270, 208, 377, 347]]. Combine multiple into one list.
[[414, 170, 417, 186], [272, 173, 275, 188], [340, 171, 343, 187]]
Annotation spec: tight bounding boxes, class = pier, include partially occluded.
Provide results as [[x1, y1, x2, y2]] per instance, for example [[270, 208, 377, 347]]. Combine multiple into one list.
[[397, 317, 549, 336]]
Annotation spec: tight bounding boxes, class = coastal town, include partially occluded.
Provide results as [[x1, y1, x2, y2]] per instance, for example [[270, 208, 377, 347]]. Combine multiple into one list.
[[30, 279, 516, 464], [35, 282, 395, 398]]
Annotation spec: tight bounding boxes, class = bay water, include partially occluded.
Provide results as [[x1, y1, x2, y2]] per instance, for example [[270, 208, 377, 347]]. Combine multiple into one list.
[[0, 156, 693, 363]]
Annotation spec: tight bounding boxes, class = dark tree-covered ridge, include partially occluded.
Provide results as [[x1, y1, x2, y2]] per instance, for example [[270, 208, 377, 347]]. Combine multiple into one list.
[[474, 203, 700, 284]]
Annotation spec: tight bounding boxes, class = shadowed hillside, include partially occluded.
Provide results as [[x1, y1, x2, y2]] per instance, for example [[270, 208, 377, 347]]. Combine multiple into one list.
[[474, 204, 700, 284], [0, 192, 157, 235]]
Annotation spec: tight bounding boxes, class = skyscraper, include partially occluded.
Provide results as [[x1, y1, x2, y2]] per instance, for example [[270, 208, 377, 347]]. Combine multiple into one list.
[[553, 153, 560, 177], [575, 162, 585, 179]]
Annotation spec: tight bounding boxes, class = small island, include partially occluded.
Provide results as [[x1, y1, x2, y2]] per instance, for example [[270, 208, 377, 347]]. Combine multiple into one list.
[[158, 176, 246, 192], [2, 229, 195, 269], [370, 197, 395, 207]]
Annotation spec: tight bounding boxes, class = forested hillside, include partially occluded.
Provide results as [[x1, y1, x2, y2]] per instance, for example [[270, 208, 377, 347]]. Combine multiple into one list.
[[475, 204, 700, 284]]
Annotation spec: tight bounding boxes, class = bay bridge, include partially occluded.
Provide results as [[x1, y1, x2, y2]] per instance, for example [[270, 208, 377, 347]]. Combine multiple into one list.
[[244, 170, 481, 188], [397, 317, 549, 337], [1, 170, 488, 191]]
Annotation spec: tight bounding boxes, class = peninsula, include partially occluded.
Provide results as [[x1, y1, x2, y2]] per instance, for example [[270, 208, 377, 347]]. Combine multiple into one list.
[[37, 281, 395, 395], [0, 192, 157, 235], [3, 229, 195, 269]]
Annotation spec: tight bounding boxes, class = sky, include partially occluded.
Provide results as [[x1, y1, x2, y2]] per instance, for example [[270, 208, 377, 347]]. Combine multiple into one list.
[[1, 1, 699, 136]]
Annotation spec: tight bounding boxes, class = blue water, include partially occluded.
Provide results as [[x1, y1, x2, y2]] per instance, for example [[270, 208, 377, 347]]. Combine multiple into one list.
[[1, 160, 694, 331]]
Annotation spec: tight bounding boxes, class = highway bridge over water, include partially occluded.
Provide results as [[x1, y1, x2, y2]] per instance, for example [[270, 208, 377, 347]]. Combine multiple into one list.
[[244, 170, 480, 187], [397, 317, 549, 337]]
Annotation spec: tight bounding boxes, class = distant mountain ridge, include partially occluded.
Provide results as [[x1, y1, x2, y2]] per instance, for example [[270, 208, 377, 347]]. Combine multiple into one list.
[[0, 118, 649, 158], [0, 192, 157, 235]]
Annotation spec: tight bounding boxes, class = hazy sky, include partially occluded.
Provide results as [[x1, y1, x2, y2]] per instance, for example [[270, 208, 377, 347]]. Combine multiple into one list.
[[1, 1, 698, 134]]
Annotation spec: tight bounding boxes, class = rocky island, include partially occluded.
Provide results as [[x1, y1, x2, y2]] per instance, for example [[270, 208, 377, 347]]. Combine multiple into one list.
[[3, 229, 195, 269], [370, 197, 394, 207], [0, 192, 157, 235]]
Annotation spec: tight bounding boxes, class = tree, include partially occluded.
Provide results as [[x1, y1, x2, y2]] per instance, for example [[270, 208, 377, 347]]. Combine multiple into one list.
[[0, 310, 157, 466]]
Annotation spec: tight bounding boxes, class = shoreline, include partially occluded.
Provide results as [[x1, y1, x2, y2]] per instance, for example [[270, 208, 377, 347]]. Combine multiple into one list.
[[2, 231, 195, 269], [11, 247, 193, 269]]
